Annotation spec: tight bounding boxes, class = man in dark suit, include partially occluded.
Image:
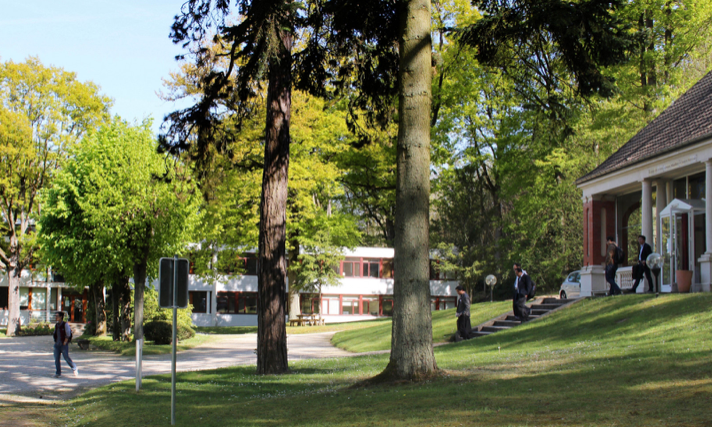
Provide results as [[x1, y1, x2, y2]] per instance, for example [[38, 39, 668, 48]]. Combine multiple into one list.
[[455, 285, 471, 341], [630, 235, 653, 293], [513, 267, 532, 321]]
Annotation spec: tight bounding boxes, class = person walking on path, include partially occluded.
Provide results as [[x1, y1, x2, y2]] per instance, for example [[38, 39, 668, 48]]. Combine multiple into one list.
[[455, 285, 472, 341], [53, 311, 78, 378], [513, 267, 532, 321], [512, 263, 527, 314], [605, 236, 623, 296], [630, 235, 653, 293]]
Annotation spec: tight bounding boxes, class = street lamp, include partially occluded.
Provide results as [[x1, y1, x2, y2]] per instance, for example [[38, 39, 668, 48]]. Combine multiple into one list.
[[485, 274, 497, 302], [646, 252, 664, 297]]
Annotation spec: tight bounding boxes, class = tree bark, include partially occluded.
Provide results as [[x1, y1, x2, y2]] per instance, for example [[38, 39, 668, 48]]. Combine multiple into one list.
[[6, 264, 21, 336], [133, 260, 147, 341], [112, 279, 120, 341], [91, 281, 107, 336], [256, 25, 292, 375], [383, 0, 437, 380], [118, 277, 132, 341]]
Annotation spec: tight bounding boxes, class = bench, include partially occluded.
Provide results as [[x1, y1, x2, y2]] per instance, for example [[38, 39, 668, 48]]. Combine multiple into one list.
[[76, 339, 91, 350], [289, 319, 305, 327]]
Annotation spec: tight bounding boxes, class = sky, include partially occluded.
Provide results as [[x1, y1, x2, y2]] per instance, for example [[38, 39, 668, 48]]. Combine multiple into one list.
[[0, 1, 194, 135]]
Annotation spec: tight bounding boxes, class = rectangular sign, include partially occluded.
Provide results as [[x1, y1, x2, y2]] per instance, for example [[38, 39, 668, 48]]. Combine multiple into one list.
[[159, 257, 190, 308]]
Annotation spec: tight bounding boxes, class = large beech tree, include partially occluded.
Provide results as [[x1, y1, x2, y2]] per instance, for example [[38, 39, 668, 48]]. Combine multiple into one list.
[[0, 58, 110, 336]]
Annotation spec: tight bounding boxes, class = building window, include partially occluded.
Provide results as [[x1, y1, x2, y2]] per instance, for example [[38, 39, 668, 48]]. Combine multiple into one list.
[[20, 288, 30, 310], [300, 294, 321, 314], [362, 259, 381, 278], [32, 288, 47, 311], [674, 177, 687, 199], [217, 252, 259, 275], [382, 260, 394, 278], [50, 288, 58, 311], [362, 297, 379, 315], [342, 296, 359, 314], [381, 297, 394, 316], [189, 291, 208, 313], [52, 272, 65, 283], [0, 286, 8, 310], [688, 172, 705, 200], [341, 258, 361, 277], [216, 291, 258, 314]]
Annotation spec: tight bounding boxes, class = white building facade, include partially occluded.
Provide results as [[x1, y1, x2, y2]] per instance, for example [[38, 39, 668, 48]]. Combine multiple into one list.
[[0, 269, 88, 326], [184, 247, 460, 327]]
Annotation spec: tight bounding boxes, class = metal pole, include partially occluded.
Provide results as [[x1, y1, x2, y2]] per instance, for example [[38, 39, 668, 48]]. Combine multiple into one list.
[[135, 338, 143, 392], [171, 255, 177, 425]]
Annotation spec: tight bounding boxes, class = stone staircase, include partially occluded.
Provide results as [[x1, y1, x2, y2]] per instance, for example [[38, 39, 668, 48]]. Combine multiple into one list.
[[470, 297, 579, 338]]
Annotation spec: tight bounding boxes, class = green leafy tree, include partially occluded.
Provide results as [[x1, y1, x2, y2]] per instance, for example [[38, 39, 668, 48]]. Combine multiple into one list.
[[40, 119, 199, 341], [0, 58, 110, 336]]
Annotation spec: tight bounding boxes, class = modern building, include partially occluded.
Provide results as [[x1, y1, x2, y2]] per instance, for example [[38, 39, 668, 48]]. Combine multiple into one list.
[[0, 269, 87, 326], [2, 246, 459, 328], [186, 246, 459, 327], [576, 70, 712, 296]]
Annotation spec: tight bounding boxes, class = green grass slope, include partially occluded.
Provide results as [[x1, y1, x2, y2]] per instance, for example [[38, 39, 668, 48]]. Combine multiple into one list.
[[332, 300, 512, 352], [11, 294, 712, 427]]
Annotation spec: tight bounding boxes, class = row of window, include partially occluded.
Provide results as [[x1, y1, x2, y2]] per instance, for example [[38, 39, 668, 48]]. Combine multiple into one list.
[[187, 254, 457, 281], [188, 291, 457, 316]]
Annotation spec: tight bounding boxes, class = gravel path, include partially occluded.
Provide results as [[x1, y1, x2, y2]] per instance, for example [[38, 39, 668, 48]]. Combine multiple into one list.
[[0, 332, 352, 402]]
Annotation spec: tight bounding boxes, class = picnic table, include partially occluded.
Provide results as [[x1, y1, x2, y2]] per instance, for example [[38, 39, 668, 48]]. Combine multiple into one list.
[[288, 313, 325, 327]]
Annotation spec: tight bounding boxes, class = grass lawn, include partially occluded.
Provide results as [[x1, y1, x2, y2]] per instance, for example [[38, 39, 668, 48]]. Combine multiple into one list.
[[8, 294, 712, 426], [0, 328, 6, 338], [196, 319, 391, 336], [78, 333, 216, 356], [332, 300, 512, 352]]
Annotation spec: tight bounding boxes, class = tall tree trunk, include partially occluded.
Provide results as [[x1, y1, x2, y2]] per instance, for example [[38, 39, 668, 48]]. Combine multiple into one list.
[[119, 276, 132, 341], [6, 263, 21, 337], [256, 26, 292, 375], [91, 281, 107, 336], [133, 260, 147, 341], [287, 237, 301, 320], [383, 0, 437, 380], [112, 279, 120, 341]]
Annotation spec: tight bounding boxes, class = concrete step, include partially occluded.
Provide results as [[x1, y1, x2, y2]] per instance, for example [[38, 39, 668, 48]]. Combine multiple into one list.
[[542, 298, 569, 305], [531, 303, 564, 310], [470, 330, 493, 337], [531, 309, 549, 315], [481, 325, 513, 333], [494, 320, 521, 327], [505, 314, 540, 321]]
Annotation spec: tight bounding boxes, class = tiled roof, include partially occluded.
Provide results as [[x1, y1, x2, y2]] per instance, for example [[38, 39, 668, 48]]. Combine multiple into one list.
[[577, 71, 712, 185]]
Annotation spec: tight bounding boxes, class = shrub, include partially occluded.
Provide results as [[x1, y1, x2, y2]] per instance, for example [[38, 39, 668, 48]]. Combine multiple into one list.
[[16, 322, 54, 336], [144, 321, 195, 345]]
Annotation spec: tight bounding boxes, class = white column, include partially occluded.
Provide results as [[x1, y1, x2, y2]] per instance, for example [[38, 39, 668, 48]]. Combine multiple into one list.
[[706, 160, 712, 253], [642, 179, 654, 243], [46, 282, 51, 323], [656, 180, 667, 253], [697, 160, 712, 292]]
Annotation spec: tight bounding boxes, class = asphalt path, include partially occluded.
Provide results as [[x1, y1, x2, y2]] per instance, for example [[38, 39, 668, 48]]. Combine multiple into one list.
[[0, 332, 352, 402]]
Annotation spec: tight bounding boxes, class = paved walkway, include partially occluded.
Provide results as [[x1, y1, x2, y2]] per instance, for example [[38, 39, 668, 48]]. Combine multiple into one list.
[[0, 332, 351, 402]]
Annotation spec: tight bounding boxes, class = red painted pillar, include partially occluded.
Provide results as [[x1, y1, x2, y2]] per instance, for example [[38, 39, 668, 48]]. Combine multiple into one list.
[[583, 198, 616, 266]]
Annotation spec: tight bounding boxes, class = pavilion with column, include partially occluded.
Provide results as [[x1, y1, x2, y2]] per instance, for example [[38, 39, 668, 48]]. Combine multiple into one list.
[[576, 70, 712, 296]]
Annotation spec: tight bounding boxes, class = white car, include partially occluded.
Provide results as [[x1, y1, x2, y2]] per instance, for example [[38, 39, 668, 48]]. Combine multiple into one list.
[[559, 270, 581, 299]]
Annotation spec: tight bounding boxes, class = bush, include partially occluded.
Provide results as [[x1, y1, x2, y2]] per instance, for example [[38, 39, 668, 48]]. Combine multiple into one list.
[[131, 287, 195, 334], [144, 321, 195, 345], [16, 322, 54, 336]]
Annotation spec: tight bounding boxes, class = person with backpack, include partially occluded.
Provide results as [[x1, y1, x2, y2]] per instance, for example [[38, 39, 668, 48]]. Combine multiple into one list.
[[513, 267, 532, 321], [53, 311, 78, 378], [454, 285, 472, 341], [605, 236, 623, 296]]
